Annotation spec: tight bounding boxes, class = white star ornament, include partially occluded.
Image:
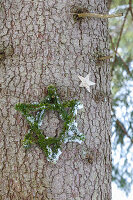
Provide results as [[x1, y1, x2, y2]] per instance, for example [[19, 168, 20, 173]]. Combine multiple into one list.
[[78, 73, 95, 92]]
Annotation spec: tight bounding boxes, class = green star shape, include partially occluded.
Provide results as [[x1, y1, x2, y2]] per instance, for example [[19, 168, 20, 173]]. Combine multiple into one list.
[[15, 85, 85, 162]]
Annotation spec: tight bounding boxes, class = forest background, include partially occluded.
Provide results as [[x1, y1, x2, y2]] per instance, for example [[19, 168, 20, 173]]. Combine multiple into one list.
[[110, 0, 133, 197]]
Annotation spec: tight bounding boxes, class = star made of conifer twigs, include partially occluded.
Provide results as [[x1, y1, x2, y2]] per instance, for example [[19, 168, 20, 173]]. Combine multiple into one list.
[[15, 85, 85, 163]]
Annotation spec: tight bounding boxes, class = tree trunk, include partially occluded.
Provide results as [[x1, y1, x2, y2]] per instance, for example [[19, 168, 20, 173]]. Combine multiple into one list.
[[0, 0, 111, 199]]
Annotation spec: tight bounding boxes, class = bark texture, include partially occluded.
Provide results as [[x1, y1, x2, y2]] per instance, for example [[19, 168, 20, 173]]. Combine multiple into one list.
[[0, 0, 111, 199]]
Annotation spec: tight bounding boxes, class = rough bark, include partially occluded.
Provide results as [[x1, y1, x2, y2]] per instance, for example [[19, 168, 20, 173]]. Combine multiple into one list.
[[0, 0, 111, 199]]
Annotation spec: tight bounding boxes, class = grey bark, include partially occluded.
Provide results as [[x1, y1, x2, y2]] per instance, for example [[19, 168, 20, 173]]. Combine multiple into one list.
[[0, 0, 111, 199]]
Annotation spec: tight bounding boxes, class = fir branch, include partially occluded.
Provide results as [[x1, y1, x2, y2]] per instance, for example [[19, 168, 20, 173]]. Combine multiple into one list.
[[116, 119, 133, 143], [115, 8, 129, 54], [109, 35, 131, 76], [129, 0, 133, 19]]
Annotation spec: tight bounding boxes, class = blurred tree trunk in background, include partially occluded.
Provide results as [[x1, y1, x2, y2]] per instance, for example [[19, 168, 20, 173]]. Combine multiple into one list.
[[0, 0, 111, 199]]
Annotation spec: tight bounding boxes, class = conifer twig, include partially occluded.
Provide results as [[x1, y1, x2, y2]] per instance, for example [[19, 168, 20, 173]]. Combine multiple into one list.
[[72, 12, 123, 19], [129, 0, 133, 19], [116, 119, 133, 143], [109, 35, 131, 76], [98, 55, 113, 60], [115, 9, 129, 53]]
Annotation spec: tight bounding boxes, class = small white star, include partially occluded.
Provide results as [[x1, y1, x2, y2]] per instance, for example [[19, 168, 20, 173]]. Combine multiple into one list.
[[78, 73, 95, 92]]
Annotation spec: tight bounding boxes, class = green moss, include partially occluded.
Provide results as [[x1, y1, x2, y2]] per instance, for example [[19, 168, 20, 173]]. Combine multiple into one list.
[[15, 85, 84, 162]]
